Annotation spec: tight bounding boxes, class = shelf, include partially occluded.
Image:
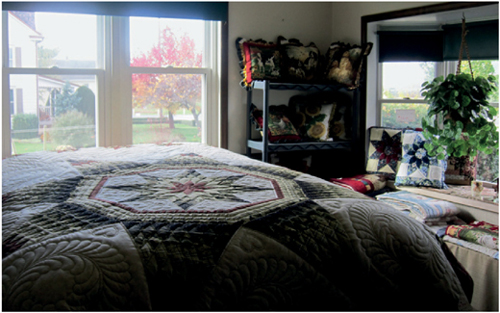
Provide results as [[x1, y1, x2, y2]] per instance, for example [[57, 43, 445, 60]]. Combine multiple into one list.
[[246, 80, 360, 164], [247, 139, 351, 152], [252, 80, 349, 92]]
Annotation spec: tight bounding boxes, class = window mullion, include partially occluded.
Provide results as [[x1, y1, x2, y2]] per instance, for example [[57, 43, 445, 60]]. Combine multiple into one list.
[[2, 11, 11, 158], [128, 66, 210, 75]]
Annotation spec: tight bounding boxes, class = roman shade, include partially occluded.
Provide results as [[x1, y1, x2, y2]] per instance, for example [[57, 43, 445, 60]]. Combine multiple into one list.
[[1, 1, 228, 21], [442, 20, 499, 60], [378, 31, 443, 62], [378, 19, 498, 62]]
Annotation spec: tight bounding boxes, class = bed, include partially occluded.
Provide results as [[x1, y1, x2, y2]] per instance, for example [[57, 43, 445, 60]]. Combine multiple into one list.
[[2, 143, 472, 311]]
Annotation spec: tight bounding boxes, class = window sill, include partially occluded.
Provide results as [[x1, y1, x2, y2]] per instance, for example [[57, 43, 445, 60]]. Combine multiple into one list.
[[386, 181, 499, 224]]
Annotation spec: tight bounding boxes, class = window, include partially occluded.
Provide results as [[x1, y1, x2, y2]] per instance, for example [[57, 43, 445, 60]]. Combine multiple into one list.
[[2, 4, 225, 157], [380, 61, 440, 129], [378, 60, 499, 181], [129, 17, 212, 144]]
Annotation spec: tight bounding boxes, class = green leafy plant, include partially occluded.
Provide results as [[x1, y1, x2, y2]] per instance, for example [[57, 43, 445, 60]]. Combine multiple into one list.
[[420, 72, 498, 160]]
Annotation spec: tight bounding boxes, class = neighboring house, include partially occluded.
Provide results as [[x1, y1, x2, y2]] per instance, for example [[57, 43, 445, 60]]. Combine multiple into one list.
[[8, 11, 42, 116], [8, 11, 95, 130]]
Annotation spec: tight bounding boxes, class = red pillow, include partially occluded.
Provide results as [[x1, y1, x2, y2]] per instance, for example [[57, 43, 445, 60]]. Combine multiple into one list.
[[250, 104, 301, 143], [330, 174, 386, 194], [236, 38, 282, 89]]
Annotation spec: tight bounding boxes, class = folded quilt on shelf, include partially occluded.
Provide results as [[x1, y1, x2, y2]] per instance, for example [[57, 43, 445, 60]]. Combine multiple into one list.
[[445, 221, 498, 251], [376, 191, 460, 225]]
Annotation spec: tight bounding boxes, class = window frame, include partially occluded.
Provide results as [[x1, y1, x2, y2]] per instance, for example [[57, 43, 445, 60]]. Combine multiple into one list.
[[377, 60, 499, 128], [2, 11, 222, 158]]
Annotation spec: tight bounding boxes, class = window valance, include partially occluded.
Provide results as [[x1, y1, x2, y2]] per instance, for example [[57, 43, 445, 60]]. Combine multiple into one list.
[[378, 19, 498, 62], [2, 1, 228, 22]]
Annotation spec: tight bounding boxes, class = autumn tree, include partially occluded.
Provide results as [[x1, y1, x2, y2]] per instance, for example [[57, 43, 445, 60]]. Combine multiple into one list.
[[131, 27, 202, 129]]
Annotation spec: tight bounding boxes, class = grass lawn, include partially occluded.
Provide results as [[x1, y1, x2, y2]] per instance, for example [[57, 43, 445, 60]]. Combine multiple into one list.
[[11, 123, 201, 155], [133, 123, 201, 144], [12, 138, 58, 155]]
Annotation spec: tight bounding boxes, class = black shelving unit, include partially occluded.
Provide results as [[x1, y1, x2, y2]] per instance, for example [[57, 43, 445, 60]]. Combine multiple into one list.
[[246, 80, 360, 163]]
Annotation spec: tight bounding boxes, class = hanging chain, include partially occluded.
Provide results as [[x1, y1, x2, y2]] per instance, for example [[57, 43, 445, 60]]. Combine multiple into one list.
[[456, 14, 474, 79]]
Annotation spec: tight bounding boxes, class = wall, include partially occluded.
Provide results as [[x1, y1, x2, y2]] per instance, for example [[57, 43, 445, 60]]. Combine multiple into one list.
[[330, 2, 437, 42], [228, 2, 333, 154], [227, 1, 437, 154]]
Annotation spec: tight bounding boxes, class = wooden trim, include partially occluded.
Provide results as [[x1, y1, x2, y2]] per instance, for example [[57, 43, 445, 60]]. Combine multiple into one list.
[[220, 21, 228, 149], [396, 186, 499, 214], [361, 2, 494, 29]]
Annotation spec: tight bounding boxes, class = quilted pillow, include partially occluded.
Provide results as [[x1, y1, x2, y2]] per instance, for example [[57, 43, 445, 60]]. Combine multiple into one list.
[[395, 130, 448, 189], [324, 41, 373, 89], [250, 104, 301, 143], [366, 127, 403, 180], [236, 37, 282, 89], [278, 36, 321, 83], [330, 174, 387, 194]]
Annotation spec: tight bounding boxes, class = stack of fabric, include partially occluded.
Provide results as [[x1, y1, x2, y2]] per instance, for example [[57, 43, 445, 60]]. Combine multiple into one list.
[[377, 191, 499, 260], [444, 221, 499, 260], [376, 191, 460, 226]]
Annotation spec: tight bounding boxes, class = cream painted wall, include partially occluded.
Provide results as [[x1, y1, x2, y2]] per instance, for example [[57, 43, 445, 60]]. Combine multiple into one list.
[[330, 2, 439, 42], [227, 2, 333, 154], [227, 1, 439, 154]]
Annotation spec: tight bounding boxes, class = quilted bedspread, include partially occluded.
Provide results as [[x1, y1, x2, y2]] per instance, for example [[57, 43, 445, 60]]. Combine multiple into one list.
[[2, 144, 471, 311]]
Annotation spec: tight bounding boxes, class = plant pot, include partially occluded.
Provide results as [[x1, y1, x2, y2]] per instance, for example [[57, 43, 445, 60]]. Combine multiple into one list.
[[445, 155, 477, 185]]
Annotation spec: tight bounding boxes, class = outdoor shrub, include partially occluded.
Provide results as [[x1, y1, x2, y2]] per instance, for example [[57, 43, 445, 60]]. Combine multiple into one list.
[[12, 113, 39, 140], [50, 110, 95, 148]]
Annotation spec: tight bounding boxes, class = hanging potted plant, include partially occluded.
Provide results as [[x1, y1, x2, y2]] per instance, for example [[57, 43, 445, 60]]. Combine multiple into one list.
[[420, 17, 499, 185]]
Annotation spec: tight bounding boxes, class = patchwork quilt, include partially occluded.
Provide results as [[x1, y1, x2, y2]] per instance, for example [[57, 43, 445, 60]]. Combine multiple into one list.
[[2, 144, 471, 310]]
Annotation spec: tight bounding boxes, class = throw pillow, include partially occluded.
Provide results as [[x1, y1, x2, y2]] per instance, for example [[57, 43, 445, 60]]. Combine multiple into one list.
[[301, 102, 336, 141], [328, 92, 352, 140], [278, 36, 321, 83], [324, 41, 373, 89], [366, 127, 403, 180], [236, 37, 282, 89], [395, 130, 448, 189], [330, 174, 387, 194], [250, 104, 301, 143]]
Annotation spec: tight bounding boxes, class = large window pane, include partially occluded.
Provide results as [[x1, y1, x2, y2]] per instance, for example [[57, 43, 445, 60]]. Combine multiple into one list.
[[381, 103, 428, 129], [130, 17, 205, 68], [8, 11, 98, 69], [132, 73, 203, 144], [10, 74, 97, 155], [382, 62, 437, 99]]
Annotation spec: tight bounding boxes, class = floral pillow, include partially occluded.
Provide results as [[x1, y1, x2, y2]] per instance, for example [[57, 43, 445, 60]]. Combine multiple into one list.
[[302, 103, 336, 141], [288, 95, 335, 141], [236, 37, 282, 89], [366, 127, 403, 180], [250, 104, 301, 143], [278, 36, 321, 83], [395, 130, 448, 189], [324, 41, 373, 89]]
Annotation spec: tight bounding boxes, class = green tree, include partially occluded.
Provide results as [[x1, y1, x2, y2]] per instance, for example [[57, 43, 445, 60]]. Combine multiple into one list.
[[460, 60, 499, 102], [48, 82, 81, 117], [38, 45, 59, 68], [131, 27, 202, 129]]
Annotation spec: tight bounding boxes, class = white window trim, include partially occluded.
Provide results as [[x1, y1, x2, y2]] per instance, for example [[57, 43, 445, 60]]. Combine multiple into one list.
[[2, 13, 221, 158], [376, 60, 498, 127]]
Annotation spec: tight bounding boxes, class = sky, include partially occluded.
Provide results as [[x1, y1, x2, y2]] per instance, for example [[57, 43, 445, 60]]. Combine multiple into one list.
[[33, 12, 204, 62]]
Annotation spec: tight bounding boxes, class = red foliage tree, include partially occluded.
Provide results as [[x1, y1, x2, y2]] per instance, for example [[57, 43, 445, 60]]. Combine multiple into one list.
[[131, 27, 203, 129]]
